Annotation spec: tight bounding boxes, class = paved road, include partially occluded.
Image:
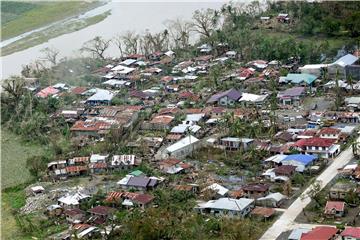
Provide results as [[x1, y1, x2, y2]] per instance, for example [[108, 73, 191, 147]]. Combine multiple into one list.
[[260, 137, 358, 240]]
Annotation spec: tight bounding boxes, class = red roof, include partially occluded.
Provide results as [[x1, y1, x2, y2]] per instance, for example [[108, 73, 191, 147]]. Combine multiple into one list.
[[127, 53, 145, 59], [133, 193, 154, 205], [71, 157, 90, 163], [185, 108, 203, 114], [105, 191, 154, 205], [150, 115, 174, 125], [89, 162, 107, 169], [179, 91, 199, 101], [88, 206, 116, 216], [295, 137, 336, 148], [301, 227, 337, 240], [341, 227, 360, 238], [70, 121, 112, 132], [324, 201, 345, 213], [251, 207, 275, 218], [161, 76, 174, 82], [159, 158, 181, 167], [319, 127, 341, 135], [158, 107, 180, 115], [124, 105, 143, 111], [64, 208, 84, 216], [239, 68, 255, 79], [36, 86, 59, 98], [71, 87, 87, 95], [66, 166, 88, 173], [299, 130, 318, 137]]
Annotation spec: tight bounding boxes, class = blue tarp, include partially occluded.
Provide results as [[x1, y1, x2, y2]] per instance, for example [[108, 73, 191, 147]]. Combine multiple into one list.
[[282, 154, 318, 166]]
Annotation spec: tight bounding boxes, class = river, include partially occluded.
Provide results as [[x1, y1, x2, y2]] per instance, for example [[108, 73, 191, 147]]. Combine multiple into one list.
[[0, 1, 226, 80]]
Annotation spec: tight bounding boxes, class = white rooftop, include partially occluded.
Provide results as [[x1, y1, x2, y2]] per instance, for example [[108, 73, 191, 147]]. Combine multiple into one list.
[[166, 135, 199, 153], [239, 93, 268, 102], [333, 54, 358, 67], [111, 65, 135, 74], [90, 154, 108, 163], [257, 192, 286, 202], [205, 183, 229, 196], [87, 89, 115, 102], [185, 114, 205, 122], [103, 79, 127, 86], [120, 59, 137, 66], [58, 192, 90, 206], [197, 198, 254, 211], [170, 125, 189, 134], [264, 154, 287, 164]]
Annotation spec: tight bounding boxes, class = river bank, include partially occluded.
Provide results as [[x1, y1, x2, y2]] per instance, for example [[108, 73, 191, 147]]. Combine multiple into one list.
[[1, 1, 105, 42], [1, 11, 111, 56], [0, 1, 224, 80]]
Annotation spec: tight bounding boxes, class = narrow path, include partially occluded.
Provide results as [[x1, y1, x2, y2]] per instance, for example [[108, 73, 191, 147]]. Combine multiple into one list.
[[260, 137, 358, 240]]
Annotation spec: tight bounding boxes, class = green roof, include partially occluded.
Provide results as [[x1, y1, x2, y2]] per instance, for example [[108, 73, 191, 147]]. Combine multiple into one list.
[[285, 73, 317, 85], [130, 170, 144, 176]]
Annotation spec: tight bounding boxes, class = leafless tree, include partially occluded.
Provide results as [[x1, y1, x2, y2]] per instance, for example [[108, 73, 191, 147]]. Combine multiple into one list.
[[113, 35, 124, 58], [81, 36, 111, 60], [192, 8, 219, 40], [40, 47, 60, 66], [121, 31, 140, 55], [165, 18, 193, 49], [140, 29, 170, 55]]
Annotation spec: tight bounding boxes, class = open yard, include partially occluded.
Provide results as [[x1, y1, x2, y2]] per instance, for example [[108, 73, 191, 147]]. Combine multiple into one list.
[[1, 129, 45, 189], [1, 1, 102, 40]]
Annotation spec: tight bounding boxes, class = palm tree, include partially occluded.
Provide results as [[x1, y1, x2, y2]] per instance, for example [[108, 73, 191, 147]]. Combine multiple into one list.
[[347, 74, 354, 95]]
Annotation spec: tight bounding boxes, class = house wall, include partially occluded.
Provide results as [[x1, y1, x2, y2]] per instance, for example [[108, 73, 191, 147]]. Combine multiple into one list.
[[329, 190, 347, 200], [346, 65, 360, 80], [320, 133, 339, 139], [328, 65, 346, 79]]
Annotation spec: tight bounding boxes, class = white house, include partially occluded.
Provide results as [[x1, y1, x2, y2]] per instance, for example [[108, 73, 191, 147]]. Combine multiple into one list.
[[239, 92, 268, 108], [203, 183, 229, 196], [90, 154, 108, 163], [195, 198, 255, 218], [58, 192, 90, 209], [159, 135, 201, 160]]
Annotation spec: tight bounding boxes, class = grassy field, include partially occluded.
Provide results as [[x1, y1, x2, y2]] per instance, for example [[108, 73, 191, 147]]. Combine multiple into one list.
[[1, 185, 27, 240], [1, 11, 111, 56], [1, 129, 45, 189], [1, 1, 102, 40]]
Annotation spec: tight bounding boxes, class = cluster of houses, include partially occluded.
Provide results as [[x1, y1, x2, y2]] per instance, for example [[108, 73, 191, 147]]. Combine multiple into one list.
[[20, 33, 360, 239], [47, 154, 141, 179]]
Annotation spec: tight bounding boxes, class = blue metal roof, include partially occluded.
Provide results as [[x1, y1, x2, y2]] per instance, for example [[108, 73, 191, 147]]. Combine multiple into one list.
[[285, 73, 317, 85], [282, 154, 317, 165]]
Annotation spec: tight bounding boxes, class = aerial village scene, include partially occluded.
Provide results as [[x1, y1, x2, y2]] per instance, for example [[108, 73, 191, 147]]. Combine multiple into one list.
[[1, 1, 360, 240]]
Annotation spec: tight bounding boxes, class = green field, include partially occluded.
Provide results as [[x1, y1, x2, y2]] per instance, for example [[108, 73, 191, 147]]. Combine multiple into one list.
[[1, 1, 102, 40], [1, 185, 27, 240], [1, 11, 110, 56], [1, 129, 45, 189]]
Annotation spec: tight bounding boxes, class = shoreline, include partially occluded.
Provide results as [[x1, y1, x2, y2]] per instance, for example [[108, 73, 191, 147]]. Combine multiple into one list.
[[1, 11, 111, 57], [0, 1, 111, 56]]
